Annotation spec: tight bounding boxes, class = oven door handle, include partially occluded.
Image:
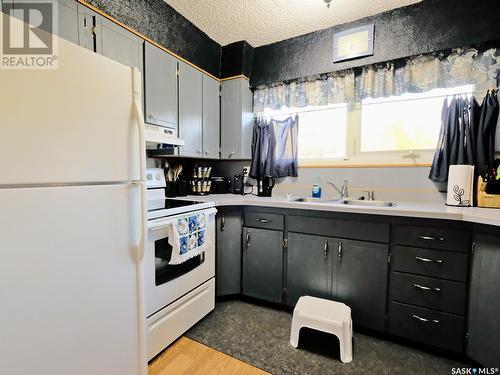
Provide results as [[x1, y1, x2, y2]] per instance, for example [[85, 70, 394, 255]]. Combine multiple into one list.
[[148, 207, 218, 231]]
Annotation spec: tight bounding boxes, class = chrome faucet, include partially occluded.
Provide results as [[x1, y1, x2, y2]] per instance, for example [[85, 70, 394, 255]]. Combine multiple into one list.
[[327, 180, 349, 199]]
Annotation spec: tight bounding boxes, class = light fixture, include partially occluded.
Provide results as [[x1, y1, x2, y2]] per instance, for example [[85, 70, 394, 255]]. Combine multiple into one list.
[[324, 0, 333, 8]]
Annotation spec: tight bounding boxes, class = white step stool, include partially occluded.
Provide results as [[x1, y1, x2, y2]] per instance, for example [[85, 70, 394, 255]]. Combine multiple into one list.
[[290, 296, 353, 363]]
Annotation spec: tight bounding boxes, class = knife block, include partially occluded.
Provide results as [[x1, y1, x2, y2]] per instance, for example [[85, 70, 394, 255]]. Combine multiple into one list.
[[477, 177, 500, 208]]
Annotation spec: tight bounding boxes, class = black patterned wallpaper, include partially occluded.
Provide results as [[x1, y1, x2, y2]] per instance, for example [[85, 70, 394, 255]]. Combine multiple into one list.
[[251, 0, 500, 86], [86, 0, 221, 77]]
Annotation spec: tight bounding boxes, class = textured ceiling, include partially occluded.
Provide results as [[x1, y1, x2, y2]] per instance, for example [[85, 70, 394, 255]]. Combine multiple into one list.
[[164, 0, 422, 47]]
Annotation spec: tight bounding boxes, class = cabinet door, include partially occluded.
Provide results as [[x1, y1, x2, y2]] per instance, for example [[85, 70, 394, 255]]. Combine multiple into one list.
[[467, 233, 500, 367], [178, 62, 203, 157], [242, 227, 283, 303], [202, 75, 220, 159], [77, 4, 102, 53], [216, 210, 242, 296], [220, 79, 239, 159], [57, 0, 79, 44], [144, 42, 177, 128], [101, 18, 143, 70], [336, 239, 389, 331], [239, 78, 253, 159], [286, 233, 333, 307]]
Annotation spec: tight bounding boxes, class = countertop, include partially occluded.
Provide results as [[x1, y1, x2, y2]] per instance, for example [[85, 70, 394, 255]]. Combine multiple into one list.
[[180, 194, 500, 228]]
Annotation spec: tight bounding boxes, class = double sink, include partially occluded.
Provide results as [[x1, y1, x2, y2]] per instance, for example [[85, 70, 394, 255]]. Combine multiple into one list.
[[292, 197, 396, 207]]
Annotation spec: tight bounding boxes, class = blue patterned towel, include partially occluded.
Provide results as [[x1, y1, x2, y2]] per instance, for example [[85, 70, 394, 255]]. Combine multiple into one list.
[[168, 212, 207, 265]]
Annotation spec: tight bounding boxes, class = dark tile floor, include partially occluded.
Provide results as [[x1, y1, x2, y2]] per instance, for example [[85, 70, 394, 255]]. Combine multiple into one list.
[[187, 300, 467, 375]]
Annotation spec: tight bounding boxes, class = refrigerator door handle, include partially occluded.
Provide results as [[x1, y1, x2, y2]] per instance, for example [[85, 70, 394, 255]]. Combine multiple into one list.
[[132, 67, 147, 263]]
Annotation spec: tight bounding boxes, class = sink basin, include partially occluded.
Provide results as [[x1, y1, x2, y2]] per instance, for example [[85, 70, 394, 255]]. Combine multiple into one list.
[[337, 199, 396, 207]]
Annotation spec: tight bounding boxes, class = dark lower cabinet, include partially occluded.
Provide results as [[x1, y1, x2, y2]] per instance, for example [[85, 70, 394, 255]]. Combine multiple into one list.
[[286, 233, 334, 306], [467, 233, 500, 367], [389, 302, 465, 353], [286, 233, 388, 332], [242, 227, 283, 303], [216, 210, 243, 296], [336, 239, 389, 331]]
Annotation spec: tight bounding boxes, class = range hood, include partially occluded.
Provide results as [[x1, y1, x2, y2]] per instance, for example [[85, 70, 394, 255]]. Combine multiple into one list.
[[144, 123, 184, 146]]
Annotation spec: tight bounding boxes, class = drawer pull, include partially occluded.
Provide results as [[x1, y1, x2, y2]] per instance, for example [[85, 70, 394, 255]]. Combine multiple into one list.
[[414, 284, 441, 293], [323, 240, 328, 261], [221, 215, 225, 231], [246, 232, 251, 247], [412, 314, 439, 324], [417, 235, 445, 242], [257, 218, 271, 224], [415, 256, 443, 264]]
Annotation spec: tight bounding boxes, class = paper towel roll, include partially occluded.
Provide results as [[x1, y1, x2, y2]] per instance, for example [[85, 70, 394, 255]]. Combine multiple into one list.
[[446, 165, 475, 206]]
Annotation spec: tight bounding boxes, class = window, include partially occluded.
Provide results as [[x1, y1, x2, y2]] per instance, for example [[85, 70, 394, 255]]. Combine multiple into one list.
[[359, 85, 474, 153], [298, 107, 348, 160]]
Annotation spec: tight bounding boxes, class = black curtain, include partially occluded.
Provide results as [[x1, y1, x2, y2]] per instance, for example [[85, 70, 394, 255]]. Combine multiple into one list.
[[429, 92, 498, 183], [249, 115, 299, 179], [476, 91, 499, 175]]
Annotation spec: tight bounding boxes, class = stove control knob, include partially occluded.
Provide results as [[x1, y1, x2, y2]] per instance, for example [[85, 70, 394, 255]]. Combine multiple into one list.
[[156, 174, 162, 180]]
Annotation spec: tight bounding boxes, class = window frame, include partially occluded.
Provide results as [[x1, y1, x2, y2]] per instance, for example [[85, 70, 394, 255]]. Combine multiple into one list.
[[291, 85, 475, 167]]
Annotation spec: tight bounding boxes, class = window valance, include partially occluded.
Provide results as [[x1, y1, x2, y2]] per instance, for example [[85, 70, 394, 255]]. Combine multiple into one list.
[[253, 47, 500, 113], [253, 72, 356, 113]]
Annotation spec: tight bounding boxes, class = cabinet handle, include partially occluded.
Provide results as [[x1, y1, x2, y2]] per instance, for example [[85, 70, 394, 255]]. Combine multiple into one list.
[[412, 314, 439, 324], [414, 284, 441, 293], [323, 240, 328, 261], [417, 235, 444, 242], [228, 152, 234, 158], [415, 256, 443, 264], [338, 241, 343, 262], [197, 150, 202, 154], [246, 231, 251, 247], [257, 218, 270, 224], [221, 215, 225, 231]]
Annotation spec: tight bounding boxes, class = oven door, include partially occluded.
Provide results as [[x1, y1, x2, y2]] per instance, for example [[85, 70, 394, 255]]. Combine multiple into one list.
[[143, 208, 216, 318]]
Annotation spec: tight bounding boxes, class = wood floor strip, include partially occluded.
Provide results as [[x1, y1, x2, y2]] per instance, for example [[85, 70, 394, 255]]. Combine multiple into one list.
[[149, 337, 270, 375]]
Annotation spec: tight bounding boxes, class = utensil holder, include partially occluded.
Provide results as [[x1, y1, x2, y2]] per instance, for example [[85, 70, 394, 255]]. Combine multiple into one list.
[[165, 181, 176, 198]]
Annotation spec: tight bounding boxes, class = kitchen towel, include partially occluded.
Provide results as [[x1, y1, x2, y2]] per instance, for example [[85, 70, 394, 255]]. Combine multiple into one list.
[[446, 165, 475, 207], [168, 212, 209, 265]]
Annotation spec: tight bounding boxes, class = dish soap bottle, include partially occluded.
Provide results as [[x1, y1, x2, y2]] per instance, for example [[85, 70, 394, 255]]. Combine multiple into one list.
[[312, 176, 321, 198]]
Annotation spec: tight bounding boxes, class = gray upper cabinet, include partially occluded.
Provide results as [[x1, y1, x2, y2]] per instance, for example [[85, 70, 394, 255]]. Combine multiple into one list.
[[336, 239, 389, 331], [57, 0, 79, 44], [101, 18, 143, 71], [287, 233, 334, 307], [178, 61, 203, 157], [467, 233, 500, 367], [202, 75, 220, 159], [144, 42, 178, 128], [221, 78, 253, 159], [77, 4, 102, 53], [216, 209, 242, 296], [242, 227, 283, 303]]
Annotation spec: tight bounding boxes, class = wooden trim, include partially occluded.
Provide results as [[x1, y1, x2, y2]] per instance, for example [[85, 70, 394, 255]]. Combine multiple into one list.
[[220, 74, 250, 82], [76, 0, 221, 82], [299, 163, 432, 168]]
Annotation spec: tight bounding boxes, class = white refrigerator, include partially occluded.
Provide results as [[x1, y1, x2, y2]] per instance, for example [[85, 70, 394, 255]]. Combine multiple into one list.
[[0, 19, 147, 375]]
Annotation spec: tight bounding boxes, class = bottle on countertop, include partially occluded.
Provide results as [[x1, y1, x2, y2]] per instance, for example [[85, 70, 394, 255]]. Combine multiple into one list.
[[312, 176, 322, 198]]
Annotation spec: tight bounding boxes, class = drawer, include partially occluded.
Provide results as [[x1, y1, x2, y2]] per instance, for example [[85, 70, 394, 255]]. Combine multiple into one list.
[[390, 272, 466, 315], [288, 215, 389, 243], [244, 212, 284, 231], [388, 302, 465, 353], [392, 225, 470, 252], [391, 246, 468, 282], [146, 278, 215, 360]]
